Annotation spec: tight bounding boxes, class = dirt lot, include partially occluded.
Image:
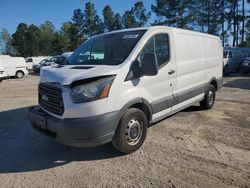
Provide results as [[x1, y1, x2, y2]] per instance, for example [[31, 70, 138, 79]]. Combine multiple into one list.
[[0, 75, 249, 188]]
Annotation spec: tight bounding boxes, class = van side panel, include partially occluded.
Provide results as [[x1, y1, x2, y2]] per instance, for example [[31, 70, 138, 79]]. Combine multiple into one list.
[[204, 38, 223, 84], [173, 32, 206, 109]]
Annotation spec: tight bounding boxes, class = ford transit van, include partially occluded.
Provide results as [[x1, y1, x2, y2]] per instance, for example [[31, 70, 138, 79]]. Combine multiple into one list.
[[0, 56, 28, 82], [28, 26, 223, 153]]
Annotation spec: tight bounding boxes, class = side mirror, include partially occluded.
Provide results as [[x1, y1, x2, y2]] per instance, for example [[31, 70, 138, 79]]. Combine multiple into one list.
[[141, 53, 158, 76]]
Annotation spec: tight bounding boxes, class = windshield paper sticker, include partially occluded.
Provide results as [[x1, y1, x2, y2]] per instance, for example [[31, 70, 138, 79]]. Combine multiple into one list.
[[123, 34, 139, 39]]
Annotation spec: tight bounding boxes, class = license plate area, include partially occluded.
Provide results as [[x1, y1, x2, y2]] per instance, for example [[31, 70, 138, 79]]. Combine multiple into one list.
[[36, 113, 47, 130]]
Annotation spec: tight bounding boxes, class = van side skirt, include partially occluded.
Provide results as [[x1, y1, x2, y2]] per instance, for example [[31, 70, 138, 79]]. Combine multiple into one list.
[[151, 83, 205, 114]]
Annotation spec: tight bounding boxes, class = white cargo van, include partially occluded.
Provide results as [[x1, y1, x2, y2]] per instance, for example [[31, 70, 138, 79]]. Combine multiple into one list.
[[0, 56, 28, 82], [28, 26, 223, 153]]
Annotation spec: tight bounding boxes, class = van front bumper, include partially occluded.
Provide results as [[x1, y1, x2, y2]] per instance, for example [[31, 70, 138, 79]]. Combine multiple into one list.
[[28, 106, 119, 147]]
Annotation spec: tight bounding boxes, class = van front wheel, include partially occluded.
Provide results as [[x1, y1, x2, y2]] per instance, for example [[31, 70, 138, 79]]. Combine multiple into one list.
[[16, 71, 24, 79], [112, 108, 148, 154], [200, 84, 216, 110]]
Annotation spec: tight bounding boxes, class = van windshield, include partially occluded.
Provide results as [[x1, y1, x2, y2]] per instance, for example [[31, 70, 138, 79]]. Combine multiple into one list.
[[67, 30, 146, 66]]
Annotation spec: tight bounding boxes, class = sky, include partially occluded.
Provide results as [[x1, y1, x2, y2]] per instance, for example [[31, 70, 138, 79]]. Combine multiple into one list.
[[0, 0, 155, 34]]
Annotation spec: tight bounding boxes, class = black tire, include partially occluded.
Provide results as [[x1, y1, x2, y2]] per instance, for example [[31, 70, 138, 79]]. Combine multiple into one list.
[[16, 71, 24, 79], [112, 108, 148, 154], [200, 84, 216, 110], [0, 80, 2, 83]]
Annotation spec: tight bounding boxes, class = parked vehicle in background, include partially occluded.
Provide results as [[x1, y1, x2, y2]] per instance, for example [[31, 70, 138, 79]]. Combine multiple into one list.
[[242, 51, 250, 74], [26, 56, 51, 71], [0, 55, 28, 82], [56, 52, 73, 64], [223, 50, 232, 68], [33, 53, 73, 73], [0, 60, 8, 83], [223, 48, 249, 73], [28, 26, 223, 154], [33, 59, 56, 73]]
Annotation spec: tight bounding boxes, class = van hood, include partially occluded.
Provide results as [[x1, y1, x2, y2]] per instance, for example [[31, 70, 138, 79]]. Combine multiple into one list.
[[40, 65, 119, 85]]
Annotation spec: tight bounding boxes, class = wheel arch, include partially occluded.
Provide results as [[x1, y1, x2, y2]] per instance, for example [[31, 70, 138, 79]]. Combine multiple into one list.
[[112, 98, 153, 132], [16, 70, 25, 76], [207, 77, 223, 91]]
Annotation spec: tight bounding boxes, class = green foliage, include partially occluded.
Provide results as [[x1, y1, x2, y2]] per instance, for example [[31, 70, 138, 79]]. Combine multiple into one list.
[[152, 0, 194, 29], [0, 28, 15, 55], [113, 13, 123, 31], [123, 1, 151, 28], [103, 5, 114, 32], [12, 23, 30, 57], [72, 2, 104, 37], [245, 19, 250, 47], [11, 21, 80, 57]]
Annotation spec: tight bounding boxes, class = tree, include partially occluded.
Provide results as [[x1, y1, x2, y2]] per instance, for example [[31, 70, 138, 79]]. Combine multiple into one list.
[[0, 28, 14, 55], [103, 5, 114, 32], [26, 24, 41, 56], [245, 13, 250, 47], [192, 0, 222, 34], [59, 22, 83, 51], [123, 1, 150, 28], [123, 10, 137, 28], [151, 0, 192, 28], [39, 21, 55, 55], [131, 1, 151, 27], [12, 23, 30, 57], [72, 8, 84, 35], [113, 13, 123, 30], [72, 2, 104, 37]]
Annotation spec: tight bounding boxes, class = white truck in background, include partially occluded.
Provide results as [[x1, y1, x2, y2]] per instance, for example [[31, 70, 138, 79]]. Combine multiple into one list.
[[0, 55, 28, 82], [26, 56, 51, 71], [28, 26, 223, 153]]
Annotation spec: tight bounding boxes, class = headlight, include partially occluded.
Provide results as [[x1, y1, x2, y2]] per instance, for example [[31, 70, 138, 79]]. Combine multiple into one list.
[[71, 76, 115, 103]]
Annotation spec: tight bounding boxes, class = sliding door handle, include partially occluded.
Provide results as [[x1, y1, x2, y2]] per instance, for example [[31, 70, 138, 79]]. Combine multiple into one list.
[[168, 69, 175, 75]]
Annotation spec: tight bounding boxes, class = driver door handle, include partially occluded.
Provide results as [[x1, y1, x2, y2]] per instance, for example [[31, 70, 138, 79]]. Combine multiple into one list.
[[168, 69, 175, 75]]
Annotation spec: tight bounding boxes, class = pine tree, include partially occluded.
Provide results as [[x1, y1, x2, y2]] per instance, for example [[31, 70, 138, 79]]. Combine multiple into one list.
[[123, 1, 150, 28], [72, 2, 104, 38], [151, 0, 192, 28], [103, 5, 114, 32]]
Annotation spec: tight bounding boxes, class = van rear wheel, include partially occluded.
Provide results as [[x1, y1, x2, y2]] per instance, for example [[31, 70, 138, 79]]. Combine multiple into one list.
[[16, 71, 24, 79], [112, 108, 148, 154], [200, 84, 216, 110]]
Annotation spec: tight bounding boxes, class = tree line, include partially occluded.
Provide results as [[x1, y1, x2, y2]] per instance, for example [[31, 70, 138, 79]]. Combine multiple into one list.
[[0, 0, 250, 57]]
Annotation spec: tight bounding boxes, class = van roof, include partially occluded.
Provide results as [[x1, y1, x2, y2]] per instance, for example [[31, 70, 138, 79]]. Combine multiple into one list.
[[96, 26, 220, 40]]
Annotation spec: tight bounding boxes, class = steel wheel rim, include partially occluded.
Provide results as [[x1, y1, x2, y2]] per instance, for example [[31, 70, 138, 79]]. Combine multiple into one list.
[[17, 72, 23, 78], [126, 119, 143, 146], [208, 90, 214, 106]]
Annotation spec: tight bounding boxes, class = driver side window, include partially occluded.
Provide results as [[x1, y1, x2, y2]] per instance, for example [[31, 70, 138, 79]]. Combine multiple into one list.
[[138, 34, 170, 68]]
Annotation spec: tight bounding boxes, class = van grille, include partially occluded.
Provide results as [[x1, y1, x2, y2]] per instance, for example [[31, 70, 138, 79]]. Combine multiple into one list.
[[39, 83, 64, 115]]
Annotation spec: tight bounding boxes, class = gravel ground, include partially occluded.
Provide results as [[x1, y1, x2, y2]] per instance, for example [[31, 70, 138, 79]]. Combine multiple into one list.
[[0, 75, 249, 188]]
